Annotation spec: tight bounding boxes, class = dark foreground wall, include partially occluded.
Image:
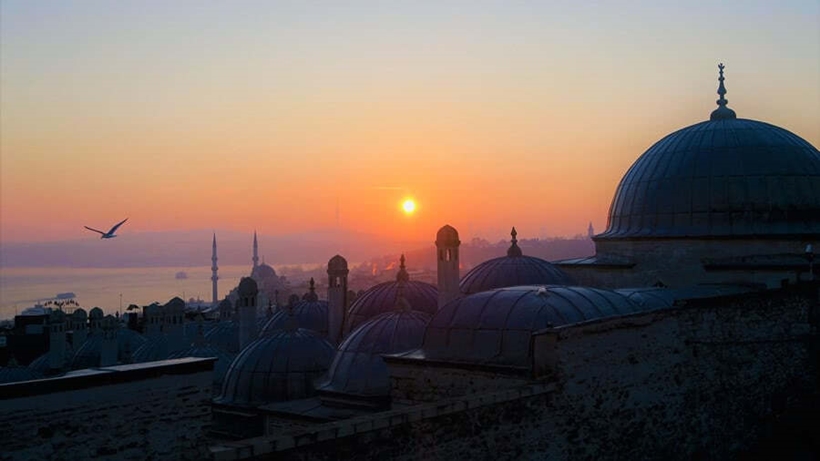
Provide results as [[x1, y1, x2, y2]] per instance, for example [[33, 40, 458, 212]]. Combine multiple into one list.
[[0, 357, 215, 461], [211, 285, 818, 461]]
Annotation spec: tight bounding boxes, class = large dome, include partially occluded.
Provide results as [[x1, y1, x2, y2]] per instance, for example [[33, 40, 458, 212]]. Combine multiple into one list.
[[215, 328, 335, 406], [600, 68, 820, 239], [460, 228, 575, 295]]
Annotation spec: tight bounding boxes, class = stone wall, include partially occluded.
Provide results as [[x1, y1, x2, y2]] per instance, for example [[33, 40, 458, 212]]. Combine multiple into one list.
[[532, 287, 817, 459], [209, 285, 818, 460], [0, 358, 215, 461], [387, 359, 531, 404], [573, 237, 815, 289]]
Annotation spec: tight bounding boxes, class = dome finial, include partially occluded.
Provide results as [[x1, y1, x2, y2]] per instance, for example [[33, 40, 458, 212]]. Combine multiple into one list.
[[396, 254, 410, 283], [710, 63, 737, 121], [507, 227, 523, 257], [304, 277, 319, 302]]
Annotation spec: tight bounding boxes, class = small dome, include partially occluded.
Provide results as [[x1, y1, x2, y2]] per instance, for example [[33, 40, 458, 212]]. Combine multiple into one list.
[[238, 277, 259, 296], [132, 335, 170, 363], [328, 254, 349, 273], [345, 281, 437, 334], [28, 342, 75, 373], [215, 328, 335, 406], [423, 286, 641, 367], [251, 263, 277, 280], [70, 328, 148, 369], [89, 307, 104, 319], [262, 299, 329, 338], [436, 224, 460, 246], [460, 228, 575, 295], [319, 309, 431, 397], [72, 308, 87, 321], [205, 321, 240, 353]]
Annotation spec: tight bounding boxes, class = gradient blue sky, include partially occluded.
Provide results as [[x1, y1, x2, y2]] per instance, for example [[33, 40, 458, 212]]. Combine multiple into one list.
[[2, 0, 818, 243]]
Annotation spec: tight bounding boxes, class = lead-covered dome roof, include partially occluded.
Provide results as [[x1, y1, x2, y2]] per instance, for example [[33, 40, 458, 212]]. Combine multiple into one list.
[[423, 286, 643, 367], [251, 263, 277, 280], [215, 328, 335, 406], [261, 279, 328, 338], [600, 65, 820, 239], [344, 255, 437, 334], [71, 328, 147, 369], [319, 309, 431, 397], [460, 228, 575, 295]]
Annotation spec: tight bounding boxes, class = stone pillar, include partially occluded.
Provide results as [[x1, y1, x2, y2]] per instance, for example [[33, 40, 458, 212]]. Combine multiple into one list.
[[100, 315, 119, 367], [238, 277, 259, 351], [436, 224, 461, 310], [164, 297, 186, 351], [89, 307, 104, 335], [71, 308, 88, 347], [143, 304, 162, 338], [48, 310, 66, 371], [327, 255, 349, 344]]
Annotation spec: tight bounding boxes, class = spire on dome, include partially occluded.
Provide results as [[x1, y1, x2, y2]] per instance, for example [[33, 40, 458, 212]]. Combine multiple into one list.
[[507, 227, 523, 257], [710, 63, 737, 121], [304, 277, 319, 302], [394, 256, 412, 312], [396, 254, 410, 283]]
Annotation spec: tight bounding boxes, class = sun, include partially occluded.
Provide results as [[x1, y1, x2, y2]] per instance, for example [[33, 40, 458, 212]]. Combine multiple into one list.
[[402, 198, 416, 215]]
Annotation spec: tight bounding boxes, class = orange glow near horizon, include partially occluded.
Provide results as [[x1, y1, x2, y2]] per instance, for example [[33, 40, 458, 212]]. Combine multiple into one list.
[[1, 2, 819, 246]]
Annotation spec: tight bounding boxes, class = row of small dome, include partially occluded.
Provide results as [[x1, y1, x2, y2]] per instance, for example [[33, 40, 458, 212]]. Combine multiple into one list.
[[214, 280, 675, 407], [213, 239, 646, 406]]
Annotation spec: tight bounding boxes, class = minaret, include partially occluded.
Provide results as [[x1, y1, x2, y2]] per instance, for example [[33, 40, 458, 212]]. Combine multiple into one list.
[[587, 222, 595, 239], [710, 63, 737, 121], [327, 254, 349, 344], [211, 233, 219, 306], [436, 224, 461, 310], [252, 230, 259, 270]]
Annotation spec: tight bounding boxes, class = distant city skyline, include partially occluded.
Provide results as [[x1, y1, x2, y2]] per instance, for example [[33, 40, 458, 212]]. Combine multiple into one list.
[[2, 1, 819, 244]]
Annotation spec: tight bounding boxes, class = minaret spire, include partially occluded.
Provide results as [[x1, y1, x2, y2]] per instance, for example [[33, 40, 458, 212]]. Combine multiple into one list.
[[252, 230, 259, 269], [211, 233, 219, 306], [710, 63, 737, 121]]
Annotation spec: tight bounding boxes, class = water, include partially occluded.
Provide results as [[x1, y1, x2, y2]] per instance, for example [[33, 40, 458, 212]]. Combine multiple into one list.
[[0, 265, 254, 320]]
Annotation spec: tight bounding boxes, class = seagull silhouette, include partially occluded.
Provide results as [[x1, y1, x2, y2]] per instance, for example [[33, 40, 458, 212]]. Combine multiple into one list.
[[84, 218, 128, 239]]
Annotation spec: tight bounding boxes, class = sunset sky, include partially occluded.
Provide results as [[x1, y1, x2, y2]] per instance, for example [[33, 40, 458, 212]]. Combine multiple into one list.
[[2, 1, 818, 245]]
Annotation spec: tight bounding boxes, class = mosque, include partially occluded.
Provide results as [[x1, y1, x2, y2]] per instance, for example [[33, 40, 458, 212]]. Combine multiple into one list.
[[206, 64, 820, 458], [0, 65, 818, 460]]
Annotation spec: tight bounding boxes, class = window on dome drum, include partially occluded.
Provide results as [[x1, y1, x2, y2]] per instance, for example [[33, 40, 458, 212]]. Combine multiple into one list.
[[446, 249, 452, 261], [335, 277, 341, 287]]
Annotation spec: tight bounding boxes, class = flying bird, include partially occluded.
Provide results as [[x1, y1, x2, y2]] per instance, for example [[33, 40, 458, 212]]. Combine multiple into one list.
[[84, 218, 128, 239]]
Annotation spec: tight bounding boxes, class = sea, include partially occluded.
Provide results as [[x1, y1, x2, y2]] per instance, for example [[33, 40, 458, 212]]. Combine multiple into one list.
[[0, 265, 254, 320]]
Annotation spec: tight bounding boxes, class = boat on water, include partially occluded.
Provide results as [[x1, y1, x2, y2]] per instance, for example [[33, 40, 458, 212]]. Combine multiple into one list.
[[175, 271, 188, 280]]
